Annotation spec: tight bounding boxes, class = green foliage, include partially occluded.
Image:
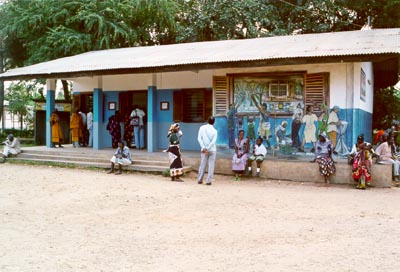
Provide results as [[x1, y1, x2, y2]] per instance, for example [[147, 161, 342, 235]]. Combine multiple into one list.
[[373, 85, 400, 130], [4, 81, 39, 130]]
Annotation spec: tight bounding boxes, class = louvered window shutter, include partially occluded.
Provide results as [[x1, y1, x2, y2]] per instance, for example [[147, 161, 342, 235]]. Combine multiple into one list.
[[304, 73, 329, 116], [213, 76, 229, 116]]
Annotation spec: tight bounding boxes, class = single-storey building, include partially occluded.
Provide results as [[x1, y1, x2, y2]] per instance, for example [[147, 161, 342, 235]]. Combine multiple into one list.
[[0, 28, 399, 155]]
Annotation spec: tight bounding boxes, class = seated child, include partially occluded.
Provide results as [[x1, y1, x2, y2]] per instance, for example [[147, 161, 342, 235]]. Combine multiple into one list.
[[247, 136, 267, 177]]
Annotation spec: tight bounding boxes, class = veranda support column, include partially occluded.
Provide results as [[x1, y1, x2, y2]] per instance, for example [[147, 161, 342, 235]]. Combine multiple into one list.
[[147, 85, 157, 152], [46, 79, 56, 148]]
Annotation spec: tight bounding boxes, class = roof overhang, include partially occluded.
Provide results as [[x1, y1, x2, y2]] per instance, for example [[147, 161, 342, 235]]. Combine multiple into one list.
[[0, 28, 399, 82]]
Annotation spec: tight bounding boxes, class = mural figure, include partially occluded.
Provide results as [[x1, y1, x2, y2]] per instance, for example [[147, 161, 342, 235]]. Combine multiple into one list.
[[247, 117, 256, 148], [275, 121, 291, 148], [327, 105, 341, 154], [300, 105, 318, 153], [251, 93, 272, 149], [291, 102, 303, 149]]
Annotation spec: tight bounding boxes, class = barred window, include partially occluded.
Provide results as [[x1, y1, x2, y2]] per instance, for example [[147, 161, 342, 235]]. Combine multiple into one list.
[[173, 89, 212, 123]]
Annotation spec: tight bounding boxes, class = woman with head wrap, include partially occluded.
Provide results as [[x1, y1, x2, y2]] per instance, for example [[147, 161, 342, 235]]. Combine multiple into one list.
[[310, 132, 336, 184], [349, 134, 374, 189], [166, 123, 184, 181]]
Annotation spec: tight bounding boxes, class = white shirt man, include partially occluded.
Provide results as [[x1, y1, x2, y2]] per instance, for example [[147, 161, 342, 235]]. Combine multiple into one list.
[[2, 134, 21, 158], [197, 116, 218, 185], [87, 109, 93, 147]]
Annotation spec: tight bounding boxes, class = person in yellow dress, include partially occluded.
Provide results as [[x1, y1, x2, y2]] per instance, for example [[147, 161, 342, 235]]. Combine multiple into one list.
[[50, 109, 64, 148], [70, 109, 83, 148]]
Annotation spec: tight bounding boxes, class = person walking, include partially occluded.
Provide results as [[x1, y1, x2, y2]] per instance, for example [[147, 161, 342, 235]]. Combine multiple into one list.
[[50, 109, 64, 148], [166, 123, 184, 181], [197, 116, 218, 185], [87, 108, 93, 147]]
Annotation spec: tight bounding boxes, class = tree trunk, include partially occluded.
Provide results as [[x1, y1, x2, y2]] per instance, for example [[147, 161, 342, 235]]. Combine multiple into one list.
[[61, 80, 71, 101], [0, 45, 4, 129], [20, 111, 23, 130]]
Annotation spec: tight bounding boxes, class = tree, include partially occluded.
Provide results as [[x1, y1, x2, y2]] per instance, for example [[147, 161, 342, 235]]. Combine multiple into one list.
[[4, 81, 39, 130], [373, 85, 400, 130], [0, 0, 180, 114]]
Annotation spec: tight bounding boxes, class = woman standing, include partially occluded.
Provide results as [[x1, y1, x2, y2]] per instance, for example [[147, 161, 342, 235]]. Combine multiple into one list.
[[232, 129, 249, 181], [311, 132, 336, 184], [106, 111, 121, 148], [167, 123, 184, 181], [70, 109, 83, 148], [50, 109, 64, 148]]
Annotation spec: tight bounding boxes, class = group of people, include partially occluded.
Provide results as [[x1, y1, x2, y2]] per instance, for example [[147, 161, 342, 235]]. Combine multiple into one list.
[[290, 105, 342, 154], [50, 108, 93, 148], [164, 116, 218, 185], [232, 132, 267, 181], [107, 116, 219, 185], [106, 106, 146, 149]]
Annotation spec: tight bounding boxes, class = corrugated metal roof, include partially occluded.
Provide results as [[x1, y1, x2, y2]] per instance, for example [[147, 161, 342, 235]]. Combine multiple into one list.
[[0, 28, 399, 80]]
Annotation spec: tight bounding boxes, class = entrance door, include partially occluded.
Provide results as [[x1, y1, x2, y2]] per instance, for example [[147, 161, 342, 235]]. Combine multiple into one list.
[[119, 91, 148, 148]]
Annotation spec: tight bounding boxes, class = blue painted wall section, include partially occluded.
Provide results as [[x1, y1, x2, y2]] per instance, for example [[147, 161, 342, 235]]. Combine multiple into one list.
[[102, 91, 119, 148], [147, 86, 157, 152], [93, 88, 103, 150], [46, 90, 55, 148]]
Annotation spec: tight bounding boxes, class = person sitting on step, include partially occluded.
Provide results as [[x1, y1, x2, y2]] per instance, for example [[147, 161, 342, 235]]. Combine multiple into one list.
[[1, 134, 21, 159], [247, 136, 267, 177], [107, 141, 132, 175]]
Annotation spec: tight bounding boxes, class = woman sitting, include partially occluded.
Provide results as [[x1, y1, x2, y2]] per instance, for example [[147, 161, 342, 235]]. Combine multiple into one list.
[[232, 129, 249, 181], [310, 132, 336, 184], [349, 134, 373, 189], [375, 136, 400, 182]]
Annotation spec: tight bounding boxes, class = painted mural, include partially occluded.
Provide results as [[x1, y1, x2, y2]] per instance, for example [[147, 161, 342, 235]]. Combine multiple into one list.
[[227, 75, 349, 156]]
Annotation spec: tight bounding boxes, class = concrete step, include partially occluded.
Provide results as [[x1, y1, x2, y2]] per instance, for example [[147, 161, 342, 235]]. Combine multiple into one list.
[[8, 151, 192, 174]]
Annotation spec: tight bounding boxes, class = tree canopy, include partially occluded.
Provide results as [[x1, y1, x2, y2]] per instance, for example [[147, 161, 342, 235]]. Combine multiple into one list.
[[0, 0, 399, 127]]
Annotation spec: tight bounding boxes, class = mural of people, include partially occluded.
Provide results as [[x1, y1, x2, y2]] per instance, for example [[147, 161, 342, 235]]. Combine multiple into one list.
[[247, 117, 256, 148], [300, 105, 318, 153], [291, 103, 303, 149], [327, 105, 341, 154], [275, 121, 291, 147]]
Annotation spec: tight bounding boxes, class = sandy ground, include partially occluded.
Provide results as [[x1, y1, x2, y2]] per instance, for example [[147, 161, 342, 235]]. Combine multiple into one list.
[[1, 164, 400, 272]]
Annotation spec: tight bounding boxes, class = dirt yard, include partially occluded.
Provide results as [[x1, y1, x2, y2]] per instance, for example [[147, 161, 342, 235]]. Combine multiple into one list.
[[1, 163, 400, 272]]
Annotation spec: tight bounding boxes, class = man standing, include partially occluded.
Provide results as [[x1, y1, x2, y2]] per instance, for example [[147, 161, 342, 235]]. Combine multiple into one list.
[[87, 108, 93, 147], [78, 109, 87, 147], [197, 116, 218, 185], [327, 105, 341, 154], [130, 105, 146, 149]]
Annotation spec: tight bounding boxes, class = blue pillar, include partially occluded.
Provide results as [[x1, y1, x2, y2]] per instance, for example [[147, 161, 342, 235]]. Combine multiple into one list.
[[46, 87, 55, 148], [147, 86, 157, 152], [93, 88, 103, 150]]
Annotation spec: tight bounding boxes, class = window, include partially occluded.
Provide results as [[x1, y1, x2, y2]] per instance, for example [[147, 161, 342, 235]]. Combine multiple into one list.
[[173, 89, 212, 122], [269, 81, 289, 98]]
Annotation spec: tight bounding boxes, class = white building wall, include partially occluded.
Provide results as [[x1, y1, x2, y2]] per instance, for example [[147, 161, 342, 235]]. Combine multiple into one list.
[[71, 62, 370, 113]]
